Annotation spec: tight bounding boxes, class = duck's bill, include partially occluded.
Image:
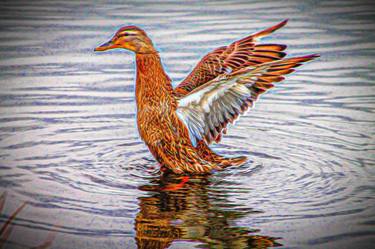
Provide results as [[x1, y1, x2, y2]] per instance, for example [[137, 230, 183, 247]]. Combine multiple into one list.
[[94, 41, 117, 51]]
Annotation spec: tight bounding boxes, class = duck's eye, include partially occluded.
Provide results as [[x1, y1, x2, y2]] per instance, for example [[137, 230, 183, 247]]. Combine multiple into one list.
[[118, 33, 136, 38]]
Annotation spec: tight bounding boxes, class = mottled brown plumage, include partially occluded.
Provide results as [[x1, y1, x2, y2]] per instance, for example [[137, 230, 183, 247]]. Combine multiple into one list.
[[95, 20, 318, 174], [174, 19, 289, 97]]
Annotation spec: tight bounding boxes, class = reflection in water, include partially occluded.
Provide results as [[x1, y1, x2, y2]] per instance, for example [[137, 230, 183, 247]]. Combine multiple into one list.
[[135, 174, 281, 249]]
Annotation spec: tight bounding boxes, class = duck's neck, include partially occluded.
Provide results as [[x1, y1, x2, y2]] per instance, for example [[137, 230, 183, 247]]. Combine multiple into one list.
[[135, 53, 175, 109]]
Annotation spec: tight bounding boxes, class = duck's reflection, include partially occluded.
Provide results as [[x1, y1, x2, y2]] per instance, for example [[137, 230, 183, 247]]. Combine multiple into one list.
[[135, 174, 281, 249]]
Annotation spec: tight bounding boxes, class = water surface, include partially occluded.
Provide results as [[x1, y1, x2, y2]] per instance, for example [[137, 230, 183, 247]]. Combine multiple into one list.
[[0, 0, 375, 248]]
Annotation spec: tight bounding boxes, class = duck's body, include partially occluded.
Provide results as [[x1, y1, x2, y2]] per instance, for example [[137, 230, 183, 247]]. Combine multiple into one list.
[[95, 20, 318, 174], [135, 53, 199, 174], [135, 53, 244, 173]]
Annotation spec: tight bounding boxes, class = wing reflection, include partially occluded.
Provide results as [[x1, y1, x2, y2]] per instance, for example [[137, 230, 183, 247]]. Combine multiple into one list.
[[135, 174, 281, 249]]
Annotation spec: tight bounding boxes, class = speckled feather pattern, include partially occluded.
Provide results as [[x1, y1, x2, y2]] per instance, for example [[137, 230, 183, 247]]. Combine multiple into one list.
[[135, 53, 242, 174]]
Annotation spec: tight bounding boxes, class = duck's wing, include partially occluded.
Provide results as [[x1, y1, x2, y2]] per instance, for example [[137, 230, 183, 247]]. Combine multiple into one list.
[[174, 20, 289, 98], [176, 55, 318, 146]]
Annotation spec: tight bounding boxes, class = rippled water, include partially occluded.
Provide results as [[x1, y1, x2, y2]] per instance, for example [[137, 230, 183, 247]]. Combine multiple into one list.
[[1, 0, 375, 248]]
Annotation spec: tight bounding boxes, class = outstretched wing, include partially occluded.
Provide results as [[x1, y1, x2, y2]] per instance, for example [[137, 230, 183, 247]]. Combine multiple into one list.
[[174, 20, 289, 98], [176, 55, 319, 146]]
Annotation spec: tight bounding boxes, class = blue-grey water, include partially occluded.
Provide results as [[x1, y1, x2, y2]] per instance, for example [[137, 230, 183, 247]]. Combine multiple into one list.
[[0, 1, 375, 248]]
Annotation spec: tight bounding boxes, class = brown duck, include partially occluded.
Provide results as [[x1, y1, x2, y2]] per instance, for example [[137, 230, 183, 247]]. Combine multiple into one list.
[[95, 20, 318, 174]]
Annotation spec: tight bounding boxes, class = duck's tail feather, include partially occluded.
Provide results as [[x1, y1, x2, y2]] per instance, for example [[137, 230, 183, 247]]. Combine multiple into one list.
[[196, 141, 248, 169], [218, 156, 248, 168]]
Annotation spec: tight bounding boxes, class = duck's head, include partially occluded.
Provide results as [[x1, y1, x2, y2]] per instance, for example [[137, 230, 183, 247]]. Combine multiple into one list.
[[94, 26, 157, 54]]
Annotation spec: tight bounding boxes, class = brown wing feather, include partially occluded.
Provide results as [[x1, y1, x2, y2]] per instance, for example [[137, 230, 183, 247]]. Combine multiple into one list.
[[174, 20, 289, 98], [246, 55, 318, 101]]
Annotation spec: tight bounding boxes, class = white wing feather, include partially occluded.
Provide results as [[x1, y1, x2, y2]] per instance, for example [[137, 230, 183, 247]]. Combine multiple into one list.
[[176, 67, 262, 146]]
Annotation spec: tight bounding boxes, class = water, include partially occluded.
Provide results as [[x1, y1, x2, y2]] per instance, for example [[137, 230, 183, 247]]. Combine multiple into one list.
[[0, 0, 374, 248]]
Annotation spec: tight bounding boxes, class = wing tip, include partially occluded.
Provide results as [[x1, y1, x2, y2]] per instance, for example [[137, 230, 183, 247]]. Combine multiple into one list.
[[253, 19, 289, 39], [298, 54, 320, 62], [310, 53, 320, 59], [281, 54, 320, 64]]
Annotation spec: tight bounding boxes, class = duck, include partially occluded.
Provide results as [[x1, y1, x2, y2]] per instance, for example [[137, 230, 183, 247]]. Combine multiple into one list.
[[95, 20, 318, 174]]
